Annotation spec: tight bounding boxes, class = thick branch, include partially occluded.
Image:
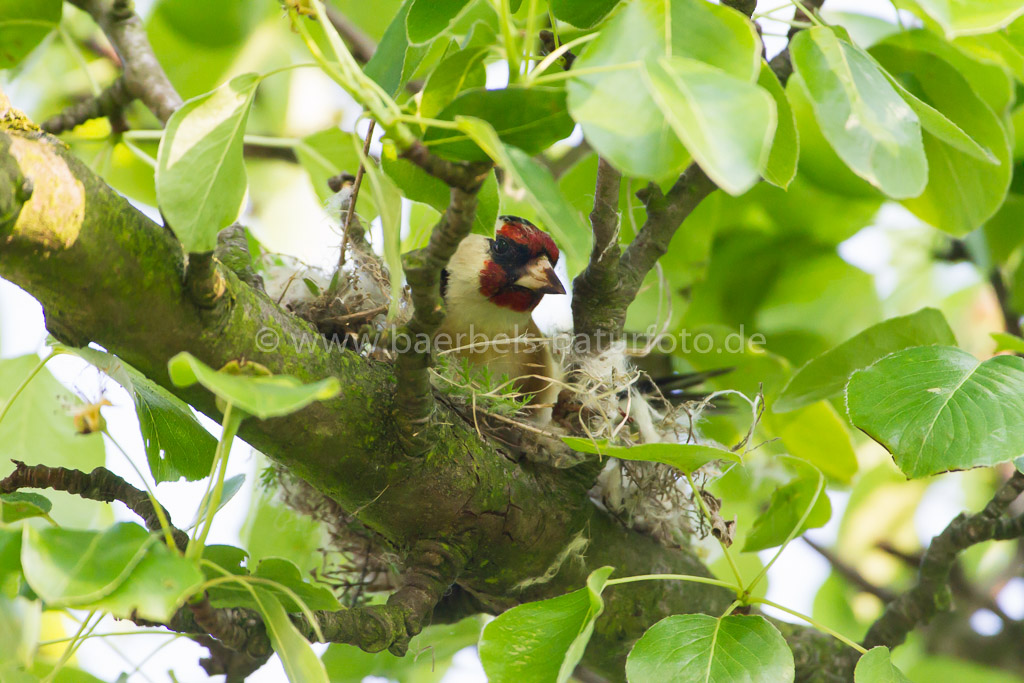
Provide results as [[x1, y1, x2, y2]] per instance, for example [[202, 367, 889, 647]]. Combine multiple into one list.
[[618, 165, 718, 316], [572, 157, 624, 347], [863, 472, 1024, 652], [68, 0, 182, 124], [41, 77, 133, 134], [0, 460, 190, 551], [395, 188, 479, 456]]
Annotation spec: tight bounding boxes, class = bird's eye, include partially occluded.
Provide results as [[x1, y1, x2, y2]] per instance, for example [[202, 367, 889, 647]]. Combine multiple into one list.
[[493, 238, 510, 255]]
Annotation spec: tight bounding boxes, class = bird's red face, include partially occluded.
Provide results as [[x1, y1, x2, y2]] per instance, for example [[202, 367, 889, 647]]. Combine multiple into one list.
[[478, 216, 565, 312]]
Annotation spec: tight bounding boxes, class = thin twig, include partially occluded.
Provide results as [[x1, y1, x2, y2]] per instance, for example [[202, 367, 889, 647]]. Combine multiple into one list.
[[804, 536, 897, 603], [864, 472, 1024, 650], [339, 119, 376, 268], [42, 76, 134, 134], [68, 0, 182, 124]]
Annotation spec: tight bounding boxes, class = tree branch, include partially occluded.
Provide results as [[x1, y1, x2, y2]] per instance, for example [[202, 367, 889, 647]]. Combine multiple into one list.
[[41, 77, 133, 134], [577, 1, 821, 336], [572, 157, 624, 348], [863, 472, 1024, 651], [0, 460, 190, 551], [399, 142, 491, 192], [67, 0, 182, 124], [803, 536, 897, 603], [395, 187, 480, 456]]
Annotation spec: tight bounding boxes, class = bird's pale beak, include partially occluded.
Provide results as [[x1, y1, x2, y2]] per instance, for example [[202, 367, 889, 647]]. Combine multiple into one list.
[[515, 256, 566, 295]]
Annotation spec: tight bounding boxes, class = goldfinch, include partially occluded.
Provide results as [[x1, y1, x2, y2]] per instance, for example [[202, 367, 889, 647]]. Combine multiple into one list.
[[439, 216, 565, 407]]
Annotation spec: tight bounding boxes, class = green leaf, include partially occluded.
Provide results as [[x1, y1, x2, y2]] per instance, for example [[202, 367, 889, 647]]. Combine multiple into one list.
[[479, 567, 614, 683], [251, 586, 329, 683], [0, 357, 108, 527], [775, 308, 957, 413], [562, 438, 740, 474], [55, 344, 217, 483], [156, 73, 260, 253], [418, 46, 488, 119], [897, 0, 1024, 37], [642, 55, 775, 195], [382, 143, 499, 236], [0, 493, 51, 524], [425, 87, 576, 161], [558, 567, 614, 683], [847, 346, 1024, 478], [0, 0, 61, 68], [855, 646, 912, 682], [187, 474, 245, 530], [167, 352, 341, 419], [769, 402, 858, 484], [90, 541, 203, 622], [626, 614, 794, 683], [882, 28, 1014, 115], [150, 0, 265, 47], [208, 557, 340, 612], [790, 27, 927, 199], [0, 595, 40, 670], [758, 62, 798, 189], [21, 523, 156, 606], [406, 0, 474, 45], [871, 44, 1012, 236], [456, 117, 586, 270], [566, 0, 760, 181], [743, 462, 830, 552], [240, 496, 322, 574], [365, 0, 430, 96], [550, 0, 621, 28], [876, 54, 996, 164], [567, 1, 685, 180], [992, 332, 1024, 354], [295, 128, 366, 205], [0, 528, 22, 592], [323, 616, 483, 682]]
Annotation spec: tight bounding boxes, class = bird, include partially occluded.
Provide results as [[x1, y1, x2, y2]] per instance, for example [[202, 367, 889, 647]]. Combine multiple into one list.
[[438, 215, 566, 409]]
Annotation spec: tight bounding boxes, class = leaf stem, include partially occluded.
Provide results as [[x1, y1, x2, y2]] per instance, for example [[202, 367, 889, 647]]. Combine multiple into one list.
[[790, 0, 826, 27], [500, 0, 522, 82], [43, 609, 99, 683], [605, 574, 740, 592], [749, 596, 868, 654], [747, 463, 825, 596], [103, 429, 179, 553], [526, 33, 598, 84], [0, 350, 57, 427], [187, 404, 242, 560], [530, 61, 640, 85]]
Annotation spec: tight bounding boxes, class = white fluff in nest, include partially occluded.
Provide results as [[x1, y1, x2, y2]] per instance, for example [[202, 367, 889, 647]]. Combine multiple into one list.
[[566, 341, 730, 547], [261, 254, 334, 309]]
